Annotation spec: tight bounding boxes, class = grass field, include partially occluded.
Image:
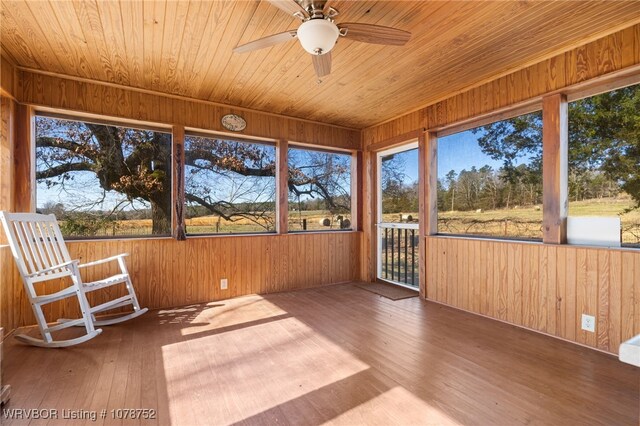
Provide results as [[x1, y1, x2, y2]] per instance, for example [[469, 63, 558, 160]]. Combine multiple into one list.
[[64, 198, 640, 245], [435, 198, 640, 243], [79, 210, 353, 236]]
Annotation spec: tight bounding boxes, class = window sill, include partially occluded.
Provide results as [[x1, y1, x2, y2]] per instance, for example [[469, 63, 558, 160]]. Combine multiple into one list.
[[185, 230, 359, 239], [288, 229, 355, 234], [186, 232, 277, 239], [430, 234, 640, 252], [65, 235, 174, 244], [434, 233, 542, 244]]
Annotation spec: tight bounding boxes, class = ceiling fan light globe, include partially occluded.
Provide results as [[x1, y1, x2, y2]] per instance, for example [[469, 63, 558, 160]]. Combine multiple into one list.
[[297, 19, 340, 55]]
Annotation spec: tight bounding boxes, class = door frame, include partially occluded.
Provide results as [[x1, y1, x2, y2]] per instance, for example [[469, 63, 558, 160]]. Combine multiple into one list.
[[375, 141, 420, 289]]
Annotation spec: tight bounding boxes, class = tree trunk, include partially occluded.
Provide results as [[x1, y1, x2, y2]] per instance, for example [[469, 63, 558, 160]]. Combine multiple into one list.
[[150, 189, 172, 235], [451, 189, 455, 212]]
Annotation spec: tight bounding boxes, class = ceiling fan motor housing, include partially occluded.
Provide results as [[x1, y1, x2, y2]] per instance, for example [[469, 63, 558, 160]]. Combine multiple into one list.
[[297, 19, 340, 55]]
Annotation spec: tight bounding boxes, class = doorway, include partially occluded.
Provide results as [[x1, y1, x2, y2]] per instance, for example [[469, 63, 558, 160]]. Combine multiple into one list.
[[376, 142, 419, 289]]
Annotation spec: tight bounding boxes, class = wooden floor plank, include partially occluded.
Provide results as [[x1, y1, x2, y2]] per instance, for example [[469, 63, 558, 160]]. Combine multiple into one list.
[[2, 283, 638, 425]]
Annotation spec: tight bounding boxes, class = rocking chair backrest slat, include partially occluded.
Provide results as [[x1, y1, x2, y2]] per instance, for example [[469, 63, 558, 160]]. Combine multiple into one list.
[[10, 220, 36, 276], [26, 222, 48, 272], [49, 216, 72, 261], [35, 221, 65, 273], [0, 212, 73, 280], [41, 221, 66, 267], [36, 221, 58, 268]]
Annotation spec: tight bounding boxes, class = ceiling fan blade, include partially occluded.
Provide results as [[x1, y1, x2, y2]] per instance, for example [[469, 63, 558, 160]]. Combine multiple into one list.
[[267, 0, 309, 19], [312, 52, 332, 78], [339, 23, 411, 46], [233, 30, 297, 54]]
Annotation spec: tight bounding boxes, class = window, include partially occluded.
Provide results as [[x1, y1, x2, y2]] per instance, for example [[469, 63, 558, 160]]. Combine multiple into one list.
[[184, 134, 276, 234], [35, 115, 172, 238], [568, 83, 640, 247], [380, 146, 419, 224], [437, 111, 543, 239], [288, 147, 352, 231]]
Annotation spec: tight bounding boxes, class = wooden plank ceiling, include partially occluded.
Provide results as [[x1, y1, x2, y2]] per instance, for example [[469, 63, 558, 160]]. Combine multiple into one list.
[[2, 0, 640, 129]]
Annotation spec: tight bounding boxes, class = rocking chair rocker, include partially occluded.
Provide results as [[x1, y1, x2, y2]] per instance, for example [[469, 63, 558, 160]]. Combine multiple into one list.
[[0, 212, 148, 348]]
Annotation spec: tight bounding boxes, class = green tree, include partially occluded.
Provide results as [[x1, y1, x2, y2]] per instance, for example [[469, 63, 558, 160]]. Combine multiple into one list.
[[476, 84, 640, 206]]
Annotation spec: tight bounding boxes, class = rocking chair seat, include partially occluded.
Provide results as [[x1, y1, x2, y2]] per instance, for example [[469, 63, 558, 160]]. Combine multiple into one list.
[[0, 211, 147, 348], [84, 273, 128, 291]]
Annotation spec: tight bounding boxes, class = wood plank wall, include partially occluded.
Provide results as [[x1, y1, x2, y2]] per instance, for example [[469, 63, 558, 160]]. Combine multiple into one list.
[[0, 56, 17, 99], [363, 24, 640, 355], [18, 70, 360, 150], [0, 59, 361, 333], [4, 233, 359, 331], [363, 24, 640, 145], [426, 237, 640, 355], [0, 57, 18, 335]]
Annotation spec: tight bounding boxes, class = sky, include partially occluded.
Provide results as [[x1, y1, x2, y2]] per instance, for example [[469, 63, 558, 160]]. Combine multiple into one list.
[[382, 128, 531, 187], [37, 119, 531, 213], [381, 130, 504, 187], [437, 130, 507, 179], [36, 125, 354, 212]]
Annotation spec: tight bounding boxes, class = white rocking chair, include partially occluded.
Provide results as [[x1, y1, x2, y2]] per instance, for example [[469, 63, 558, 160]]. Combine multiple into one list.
[[0, 212, 148, 348]]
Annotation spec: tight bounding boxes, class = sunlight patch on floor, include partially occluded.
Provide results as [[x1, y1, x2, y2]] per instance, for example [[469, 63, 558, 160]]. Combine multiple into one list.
[[161, 315, 370, 425], [156, 295, 291, 336], [328, 386, 461, 425]]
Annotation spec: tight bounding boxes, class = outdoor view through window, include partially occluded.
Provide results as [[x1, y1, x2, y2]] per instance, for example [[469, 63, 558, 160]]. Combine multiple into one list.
[[568, 83, 640, 247], [35, 116, 172, 238], [288, 147, 352, 231], [184, 135, 277, 234], [437, 111, 544, 239], [381, 148, 419, 223]]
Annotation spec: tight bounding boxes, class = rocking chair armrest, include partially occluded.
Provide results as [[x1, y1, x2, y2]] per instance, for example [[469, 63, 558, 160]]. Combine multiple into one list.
[[27, 259, 79, 278], [78, 253, 129, 269]]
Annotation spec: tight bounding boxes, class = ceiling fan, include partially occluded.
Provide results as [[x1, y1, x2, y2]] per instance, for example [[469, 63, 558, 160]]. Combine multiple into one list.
[[233, 0, 411, 78]]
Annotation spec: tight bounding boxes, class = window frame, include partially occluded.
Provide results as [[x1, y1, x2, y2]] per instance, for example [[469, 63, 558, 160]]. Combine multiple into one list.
[[564, 79, 640, 248], [33, 110, 174, 241], [434, 109, 544, 242], [183, 130, 279, 237], [287, 142, 356, 233], [426, 69, 640, 249]]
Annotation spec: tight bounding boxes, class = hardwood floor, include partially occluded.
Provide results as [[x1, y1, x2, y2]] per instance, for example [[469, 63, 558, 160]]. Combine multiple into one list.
[[2, 283, 638, 425]]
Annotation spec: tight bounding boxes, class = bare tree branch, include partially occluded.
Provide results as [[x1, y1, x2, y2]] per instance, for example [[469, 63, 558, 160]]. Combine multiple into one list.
[[36, 162, 94, 179]]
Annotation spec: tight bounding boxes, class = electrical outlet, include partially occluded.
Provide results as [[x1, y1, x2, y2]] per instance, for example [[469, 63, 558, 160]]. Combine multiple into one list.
[[220, 278, 228, 290], [581, 314, 595, 332]]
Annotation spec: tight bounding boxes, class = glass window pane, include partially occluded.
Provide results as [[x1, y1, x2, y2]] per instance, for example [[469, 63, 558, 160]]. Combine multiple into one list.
[[35, 116, 172, 238], [288, 147, 352, 231], [568, 83, 640, 247], [380, 148, 418, 224], [437, 111, 543, 240], [184, 135, 276, 234]]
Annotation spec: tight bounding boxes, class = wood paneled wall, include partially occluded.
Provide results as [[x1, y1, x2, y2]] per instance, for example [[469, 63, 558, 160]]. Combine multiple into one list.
[[426, 237, 639, 355], [0, 93, 17, 335], [363, 24, 640, 146], [3, 233, 359, 331], [0, 57, 363, 334], [18, 70, 360, 150], [0, 52, 18, 335], [0, 56, 17, 98], [362, 23, 640, 355]]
